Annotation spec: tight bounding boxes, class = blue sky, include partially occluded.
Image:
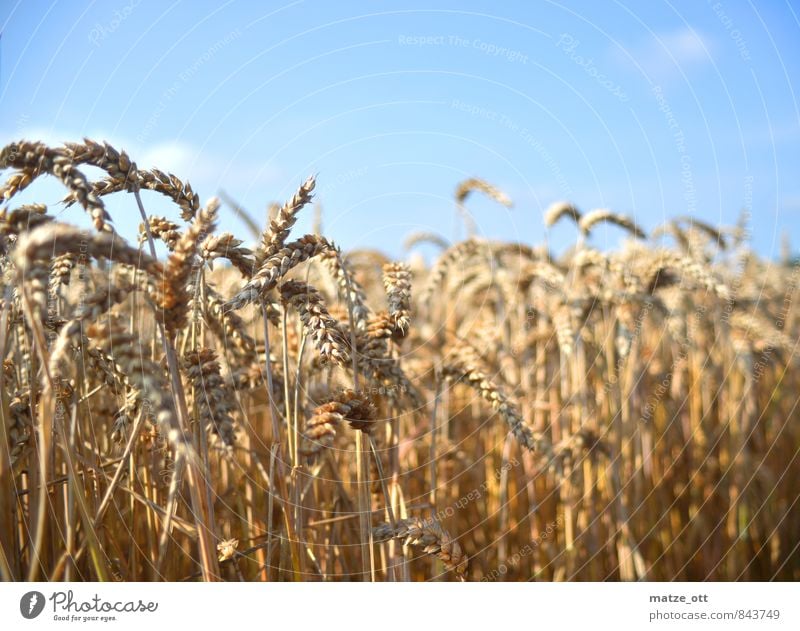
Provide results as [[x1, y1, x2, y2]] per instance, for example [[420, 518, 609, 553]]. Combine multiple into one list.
[[1, 0, 799, 258]]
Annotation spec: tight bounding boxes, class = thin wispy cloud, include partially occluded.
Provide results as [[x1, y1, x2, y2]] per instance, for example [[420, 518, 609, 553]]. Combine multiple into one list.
[[122, 140, 284, 191], [658, 28, 710, 65], [615, 27, 713, 82]]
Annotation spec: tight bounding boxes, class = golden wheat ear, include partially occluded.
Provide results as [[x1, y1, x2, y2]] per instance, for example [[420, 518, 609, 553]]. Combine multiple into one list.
[[301, 389, 376, 457], [544, 200, 582, 228], [579, 208, 646, 239], [201, 232, 254, 276], [455, 176, 513, 208], [382, 262, 412, 336], [254, 174, 315, 267], [158, 197, 219, 336], [279, 279, 349, 366], [1, 140, 112, 231], [140, 216, 182, 251], [373, 517, 468, 580], [442, 343, 555, 461], [87, 318, 195, 459], [182, 348, 238, 447], [226, 234, 335, 310]]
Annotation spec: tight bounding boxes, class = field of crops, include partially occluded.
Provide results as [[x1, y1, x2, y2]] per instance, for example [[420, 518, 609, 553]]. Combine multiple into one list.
[[0, 139, 798, 581]]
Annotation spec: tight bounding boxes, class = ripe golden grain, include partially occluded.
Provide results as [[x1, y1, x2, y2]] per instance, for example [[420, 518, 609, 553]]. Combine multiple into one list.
[[0, 137, 797, 584]]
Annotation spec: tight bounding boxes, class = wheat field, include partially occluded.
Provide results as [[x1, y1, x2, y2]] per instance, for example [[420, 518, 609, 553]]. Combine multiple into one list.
[[0, 138, 798, 582]]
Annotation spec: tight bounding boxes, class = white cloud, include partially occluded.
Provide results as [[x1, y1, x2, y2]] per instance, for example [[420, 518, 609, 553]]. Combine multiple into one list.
[[0, 129, 289, 242], [138, 140, 285, 193], [139, 141, 194, 174], [0, 126, 127, 148], [779, 196, 800, 212], [616, 27, 713, 81], [659, 28, 709, 65], [0, 129, 284, 195]]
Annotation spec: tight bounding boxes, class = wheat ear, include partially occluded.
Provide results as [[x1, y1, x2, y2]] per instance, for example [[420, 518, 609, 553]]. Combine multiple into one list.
[[158, 198, 219, 336], [382, 262, 412, 335], [373, 516, 468, 580], [443, 344, 554, 460], [254, 175, 315, 267], [301, 389, 377, 456], [279, 280, 349, 366], [182, 348, 237, 446], [579, 208, 646, 239], [1, 141, 111, 231], [226, 234, 335, 310]]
